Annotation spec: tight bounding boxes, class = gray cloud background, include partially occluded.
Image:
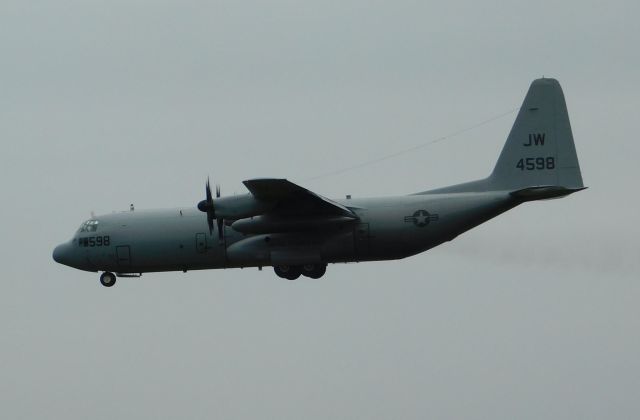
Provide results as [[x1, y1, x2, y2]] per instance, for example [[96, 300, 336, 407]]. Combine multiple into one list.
[[1, 1, 638, 419]]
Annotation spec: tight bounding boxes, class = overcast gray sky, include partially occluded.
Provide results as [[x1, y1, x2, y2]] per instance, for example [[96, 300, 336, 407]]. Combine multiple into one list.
[[1, 1, 639, 419]]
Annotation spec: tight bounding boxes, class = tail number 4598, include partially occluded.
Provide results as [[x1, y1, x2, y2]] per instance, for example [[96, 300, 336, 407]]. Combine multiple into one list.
[[516, 157, 555, 171]]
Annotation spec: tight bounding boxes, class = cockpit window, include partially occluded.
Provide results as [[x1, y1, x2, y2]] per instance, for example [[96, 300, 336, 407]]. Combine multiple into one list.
[[78, 220, 99, 232]]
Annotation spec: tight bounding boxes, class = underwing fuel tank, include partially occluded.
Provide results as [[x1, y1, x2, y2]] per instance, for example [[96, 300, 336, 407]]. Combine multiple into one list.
[[231, 215, 356, 234]]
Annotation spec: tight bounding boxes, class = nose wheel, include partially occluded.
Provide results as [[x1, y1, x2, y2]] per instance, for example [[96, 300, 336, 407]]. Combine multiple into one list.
[[100, 272, 116, 287]]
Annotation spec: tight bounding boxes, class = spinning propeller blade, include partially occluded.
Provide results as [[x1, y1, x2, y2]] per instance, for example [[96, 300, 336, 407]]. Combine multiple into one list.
[[197, 177, 224, 240]]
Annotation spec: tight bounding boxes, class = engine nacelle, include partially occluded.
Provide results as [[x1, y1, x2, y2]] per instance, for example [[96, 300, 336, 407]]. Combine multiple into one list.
[[214, 194, 275, 219], [231, 215, 355, 234]]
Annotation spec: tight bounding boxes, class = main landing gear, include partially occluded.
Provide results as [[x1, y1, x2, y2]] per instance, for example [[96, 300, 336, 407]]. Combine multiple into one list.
[[274, 264, 327, 280], [100, 272, 116, 287]]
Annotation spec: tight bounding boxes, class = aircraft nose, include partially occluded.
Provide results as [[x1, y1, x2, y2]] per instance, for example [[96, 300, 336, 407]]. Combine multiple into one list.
[[53, 243, 70, 265], [53, 241, 94, 271]]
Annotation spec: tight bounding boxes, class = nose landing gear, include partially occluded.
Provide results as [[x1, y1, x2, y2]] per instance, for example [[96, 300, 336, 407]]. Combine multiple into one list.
[[100, 272, 116, 287]]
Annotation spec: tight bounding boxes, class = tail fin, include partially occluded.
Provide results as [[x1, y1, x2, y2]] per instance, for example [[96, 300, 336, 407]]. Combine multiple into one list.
[[488, 78, 584, 191]]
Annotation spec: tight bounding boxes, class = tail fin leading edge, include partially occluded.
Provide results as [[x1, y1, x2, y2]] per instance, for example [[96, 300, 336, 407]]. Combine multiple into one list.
[[488, 78, 584, 191]]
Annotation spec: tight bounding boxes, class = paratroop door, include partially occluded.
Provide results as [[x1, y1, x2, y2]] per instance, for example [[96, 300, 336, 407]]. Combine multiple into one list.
[[354, 223, 370, 261], [195, 233, 207, 253], [116, 245, 131, 269]]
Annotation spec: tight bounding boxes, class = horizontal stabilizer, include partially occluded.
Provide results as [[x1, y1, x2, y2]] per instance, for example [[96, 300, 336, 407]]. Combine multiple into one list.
[[509, 186, 587, 201]]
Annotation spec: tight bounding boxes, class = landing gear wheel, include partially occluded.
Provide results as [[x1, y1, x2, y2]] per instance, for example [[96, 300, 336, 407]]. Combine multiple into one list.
[[100, 272, 116, 287], [274, 265, 302, 280], [301, 264, 327, 279]]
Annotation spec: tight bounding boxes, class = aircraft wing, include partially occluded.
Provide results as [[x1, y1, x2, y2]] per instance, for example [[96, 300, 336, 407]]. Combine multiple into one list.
[[242, 178, 357, 218]]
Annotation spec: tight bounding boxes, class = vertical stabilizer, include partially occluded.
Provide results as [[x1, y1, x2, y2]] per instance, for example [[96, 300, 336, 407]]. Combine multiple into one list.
[[488, 78, 583, 190]]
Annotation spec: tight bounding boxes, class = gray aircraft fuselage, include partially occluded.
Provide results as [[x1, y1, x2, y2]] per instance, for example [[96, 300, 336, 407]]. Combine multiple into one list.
[[53, 191, 515, 274], [52, 78, 585, 285]]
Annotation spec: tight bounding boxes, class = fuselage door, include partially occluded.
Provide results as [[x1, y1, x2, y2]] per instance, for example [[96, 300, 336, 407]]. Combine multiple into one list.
[[354, 223, 370, 261], [195, 233, 207, 253], [116, 245, 131, 269]]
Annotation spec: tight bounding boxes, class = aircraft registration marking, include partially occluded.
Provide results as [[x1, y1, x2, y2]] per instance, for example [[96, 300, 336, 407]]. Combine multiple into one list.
[[516, 157, 555, 171], [79, 235, 111, 247], [524, 133, 546, 146]]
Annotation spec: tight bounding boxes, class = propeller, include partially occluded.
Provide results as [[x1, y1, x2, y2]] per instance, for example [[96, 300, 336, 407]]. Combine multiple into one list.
[[215, 183, 223, 240], [197, 178, 224, 240]]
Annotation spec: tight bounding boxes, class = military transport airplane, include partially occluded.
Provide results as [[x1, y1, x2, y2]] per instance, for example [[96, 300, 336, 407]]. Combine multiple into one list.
[[53, 78, 584, 287]]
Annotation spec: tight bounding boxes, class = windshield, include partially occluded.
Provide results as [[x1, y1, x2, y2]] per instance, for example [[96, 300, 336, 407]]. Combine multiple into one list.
[[78, 220, 99, 232]]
